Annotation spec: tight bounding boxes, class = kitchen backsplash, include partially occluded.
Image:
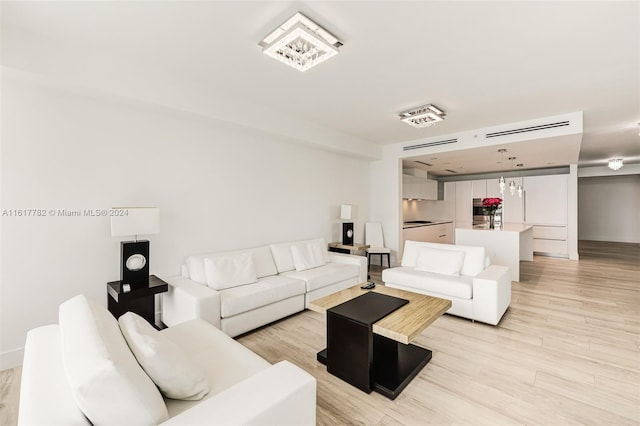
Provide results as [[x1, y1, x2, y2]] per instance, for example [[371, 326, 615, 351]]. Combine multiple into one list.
[[403, 199, 454, 222]]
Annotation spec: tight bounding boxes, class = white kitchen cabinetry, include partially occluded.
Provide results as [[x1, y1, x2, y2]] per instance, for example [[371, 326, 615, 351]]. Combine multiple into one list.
[[524, 174, 568, 224], [403, 181, 420, 199], [403, 176, 438, 200], [485, 178, 502, 198], [472, 180, 487, 199], [420, 179, 438, 200], [444, 181, 456, 200], [403, 223, 454, 245], [523, 174, 569, 257], [455, 181, 473, 225]]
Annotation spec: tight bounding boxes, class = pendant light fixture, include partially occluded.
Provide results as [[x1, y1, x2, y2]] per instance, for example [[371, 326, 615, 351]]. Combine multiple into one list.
[[516, 163, 524, 198], [498, 149, 507, 194], [508, 157, 517, 196]]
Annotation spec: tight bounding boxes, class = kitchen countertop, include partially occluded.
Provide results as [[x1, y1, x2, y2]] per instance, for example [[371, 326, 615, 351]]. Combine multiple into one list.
[[402, 220, 453, 229]]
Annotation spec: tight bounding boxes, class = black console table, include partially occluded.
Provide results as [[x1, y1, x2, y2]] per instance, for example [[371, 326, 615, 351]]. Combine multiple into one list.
[[107, 274, 168, 328]]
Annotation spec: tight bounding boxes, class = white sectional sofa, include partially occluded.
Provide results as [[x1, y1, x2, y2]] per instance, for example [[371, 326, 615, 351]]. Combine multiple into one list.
[[162, 238, 367, 337], [18, 295, 316, 425], [382, 240, 511, 325]]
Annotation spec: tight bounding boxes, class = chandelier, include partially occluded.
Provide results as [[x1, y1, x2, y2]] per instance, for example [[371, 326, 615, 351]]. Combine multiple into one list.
[[399, 104, 446, 128], [260, 13, 341, 72]]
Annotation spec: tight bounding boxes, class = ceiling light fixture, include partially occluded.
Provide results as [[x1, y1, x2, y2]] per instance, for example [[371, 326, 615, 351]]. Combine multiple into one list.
[[498, 149, 507, 194], [516, 164, 524, 198], [608, 158, 624, 171], [399, 104, 446, 128], [259, 12, 341, 72], [508, 157, 517, 196]]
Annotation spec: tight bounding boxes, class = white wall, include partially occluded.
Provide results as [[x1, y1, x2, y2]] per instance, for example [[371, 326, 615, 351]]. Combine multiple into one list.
[[0, 76, 371, 369], [578, 175, 640, 243]]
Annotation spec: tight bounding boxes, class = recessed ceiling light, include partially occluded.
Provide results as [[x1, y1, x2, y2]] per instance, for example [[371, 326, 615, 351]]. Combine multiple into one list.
[[259, 12, 341, 72], [399, 104, 446, 128]]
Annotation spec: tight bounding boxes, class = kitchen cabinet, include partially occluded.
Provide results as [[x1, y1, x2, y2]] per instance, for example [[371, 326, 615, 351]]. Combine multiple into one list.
[[524, 174, 568, 225], [523, 174, 569, 257], [455, 181, 472, 225], [485, 178, 503, 198], [420, 179, 438, 200], [403, 176, 438, 200], [403, 223, 454, 245], [529, 223, 568, 257], [472, 180, 487, 199], [473, 178, 501, 199], [403, 181, 420, 199]]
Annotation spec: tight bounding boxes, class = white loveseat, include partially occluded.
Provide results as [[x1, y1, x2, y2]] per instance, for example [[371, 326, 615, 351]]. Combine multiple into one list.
[[18, 295, 316, 425], [162, 238, 367, 337], [382, 240, 511, 325]]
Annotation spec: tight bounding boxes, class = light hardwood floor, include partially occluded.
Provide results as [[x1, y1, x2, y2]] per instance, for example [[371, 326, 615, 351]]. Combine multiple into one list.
[[1, 240, 638, 425]]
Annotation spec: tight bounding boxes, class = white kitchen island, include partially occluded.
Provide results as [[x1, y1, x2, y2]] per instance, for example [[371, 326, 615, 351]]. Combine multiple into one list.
[[455, 224, 533, 282]]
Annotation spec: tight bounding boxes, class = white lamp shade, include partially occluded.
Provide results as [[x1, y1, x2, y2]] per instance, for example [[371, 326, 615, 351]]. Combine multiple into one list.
[[340, 204, 353, 220], [110, 207, 159, 237]]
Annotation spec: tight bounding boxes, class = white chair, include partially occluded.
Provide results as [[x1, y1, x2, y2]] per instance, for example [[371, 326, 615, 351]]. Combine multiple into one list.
[[365, 222, 391, 272]]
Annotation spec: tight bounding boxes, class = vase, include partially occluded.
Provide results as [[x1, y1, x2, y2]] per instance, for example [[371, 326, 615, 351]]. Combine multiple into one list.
[[489, 213, 495, 229]]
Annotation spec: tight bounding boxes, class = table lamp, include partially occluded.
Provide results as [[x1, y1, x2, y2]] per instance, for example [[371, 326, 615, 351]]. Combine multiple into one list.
[[340, 204, 354, 245], [110, 207, 159, 286]]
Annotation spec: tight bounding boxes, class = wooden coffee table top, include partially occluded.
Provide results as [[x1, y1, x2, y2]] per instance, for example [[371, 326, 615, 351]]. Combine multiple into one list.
[[308, 284, 452, 345]]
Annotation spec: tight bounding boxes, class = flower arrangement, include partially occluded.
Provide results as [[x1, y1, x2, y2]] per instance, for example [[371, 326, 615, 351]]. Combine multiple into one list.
[[482, 197, 503, 215]]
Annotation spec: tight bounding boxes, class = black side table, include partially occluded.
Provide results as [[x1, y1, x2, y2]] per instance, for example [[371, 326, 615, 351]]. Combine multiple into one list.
[[107, 274, 168, 328]]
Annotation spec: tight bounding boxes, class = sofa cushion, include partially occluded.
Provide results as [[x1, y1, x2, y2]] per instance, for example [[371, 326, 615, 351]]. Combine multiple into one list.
[[402, 240, 486, 277], [118, 312, 209, 401], [383, 266, 473, 299], [59, 295, 168, 425], [160, 319, 271, 418], [186, 246, 277, 284], [291, 240, 326, 272], [219, 275, 306, 318], [204, 251, 257, 290], [282, 263, 359, 292], [415, 247, 466, 276], [270, 238, 329, 273]]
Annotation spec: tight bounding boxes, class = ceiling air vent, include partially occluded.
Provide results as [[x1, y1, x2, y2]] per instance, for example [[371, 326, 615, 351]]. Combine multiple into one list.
[[485, 121, 570, 139], [445, 169, 458, 174], [415, 161, 433, 166], [403, 138, 457, 151]]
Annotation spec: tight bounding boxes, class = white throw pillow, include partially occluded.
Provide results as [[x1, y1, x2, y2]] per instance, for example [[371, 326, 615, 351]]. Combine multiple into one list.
[[59, 295, 168, 425], [185, 255, 207, 284], [415, 247, 466, 276], [290, 240, 326, 272], [204, 251, 258, 290], [119, 312, 209, 401]]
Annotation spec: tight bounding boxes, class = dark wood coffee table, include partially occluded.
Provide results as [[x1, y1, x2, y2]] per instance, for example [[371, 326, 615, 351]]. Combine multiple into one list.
[[308, 284, 451, 399]]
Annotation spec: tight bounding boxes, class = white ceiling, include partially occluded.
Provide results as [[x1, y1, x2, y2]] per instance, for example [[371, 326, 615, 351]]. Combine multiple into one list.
[[2, 1, 639, 174]]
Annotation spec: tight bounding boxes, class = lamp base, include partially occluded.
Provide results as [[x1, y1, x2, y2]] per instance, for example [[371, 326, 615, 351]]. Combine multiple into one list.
[[342, 222, 354, 245], [121, 240, 150, 286]]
